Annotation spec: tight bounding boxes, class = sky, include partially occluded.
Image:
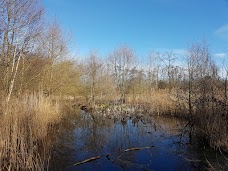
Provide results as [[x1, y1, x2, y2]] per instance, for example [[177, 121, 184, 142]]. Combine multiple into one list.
[[42, 0, 228, 63]]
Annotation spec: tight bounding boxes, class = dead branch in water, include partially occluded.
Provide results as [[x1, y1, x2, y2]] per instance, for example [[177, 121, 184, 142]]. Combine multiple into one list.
[[117, 146, 155, 159], [73, 156, 102, 166], [124, 146, 154, 152], [73, 146, 155, 167]]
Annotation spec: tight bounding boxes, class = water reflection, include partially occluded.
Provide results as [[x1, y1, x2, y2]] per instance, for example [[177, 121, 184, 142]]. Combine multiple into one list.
[[49, 110, 227, 171]]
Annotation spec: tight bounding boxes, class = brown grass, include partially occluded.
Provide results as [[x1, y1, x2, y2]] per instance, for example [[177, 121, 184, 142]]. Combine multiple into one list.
[[127, 90, 178, 114], [196, 105, 228, 150], [127, 89, 228, 150], [0, 94, 61, 170]]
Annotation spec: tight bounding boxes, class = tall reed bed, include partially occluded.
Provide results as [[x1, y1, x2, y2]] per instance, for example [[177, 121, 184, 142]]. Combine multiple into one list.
[[195, 101, 228, 150], [0, 94, 61, 170], [127, 89, 228, 150], [127, 90, 178, 115]]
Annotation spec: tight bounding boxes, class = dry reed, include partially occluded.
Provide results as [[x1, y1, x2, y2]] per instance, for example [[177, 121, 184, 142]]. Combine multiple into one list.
[[127, 89, 228, 150], [0, 94, 61, 170], [127, 90, 177, 115]]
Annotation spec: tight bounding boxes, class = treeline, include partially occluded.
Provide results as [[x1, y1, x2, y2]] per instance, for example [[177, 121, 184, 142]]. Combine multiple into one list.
[[0, 0, 227, 102]]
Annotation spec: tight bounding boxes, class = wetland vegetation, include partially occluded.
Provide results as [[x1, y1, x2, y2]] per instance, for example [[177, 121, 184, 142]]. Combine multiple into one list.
[[0, 0, 228, 170]]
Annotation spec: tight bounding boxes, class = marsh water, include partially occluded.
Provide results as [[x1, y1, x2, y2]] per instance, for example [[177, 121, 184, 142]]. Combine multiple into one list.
[[49, 110, 228, 171]]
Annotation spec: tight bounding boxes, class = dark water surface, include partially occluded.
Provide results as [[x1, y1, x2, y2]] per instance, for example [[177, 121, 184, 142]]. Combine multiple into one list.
[[49, 111, 228, 171]]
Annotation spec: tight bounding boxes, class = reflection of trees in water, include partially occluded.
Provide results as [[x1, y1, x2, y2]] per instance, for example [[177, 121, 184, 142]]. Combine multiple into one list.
[[49, 110, 226, 170], [73, 113, 191, 169], [48, 111, 81, 170], [76, 111, 115, 150], [187, 131, 228, 170], [50, 111, 191, 170], [155, 116, 228, 170]]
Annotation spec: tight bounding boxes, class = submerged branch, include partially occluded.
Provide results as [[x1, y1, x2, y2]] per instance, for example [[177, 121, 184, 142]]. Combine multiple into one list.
[[73, 156, 102, 166], [124, 146, 154, 152], [117, 146, 155, 159], [73, 146, 155, 167]]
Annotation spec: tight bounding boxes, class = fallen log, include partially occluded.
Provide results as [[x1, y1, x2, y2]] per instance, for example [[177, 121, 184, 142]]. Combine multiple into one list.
[[73, 156, 102, 166], [72, 146, 155, 167], [124, 146, 154, 152]]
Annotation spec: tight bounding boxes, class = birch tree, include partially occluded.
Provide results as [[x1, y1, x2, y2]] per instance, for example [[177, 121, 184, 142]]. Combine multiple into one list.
[[0, 0, 43, 102]]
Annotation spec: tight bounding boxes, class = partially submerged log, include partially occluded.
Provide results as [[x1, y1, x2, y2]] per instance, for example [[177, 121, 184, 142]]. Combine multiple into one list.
[[124, 146, 154, 152], [73, 156, 101, 166], [73, 146, 155, 167]]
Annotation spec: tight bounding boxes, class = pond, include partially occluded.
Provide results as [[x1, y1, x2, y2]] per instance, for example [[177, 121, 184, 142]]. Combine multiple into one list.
[[48, 110, 228, 171]]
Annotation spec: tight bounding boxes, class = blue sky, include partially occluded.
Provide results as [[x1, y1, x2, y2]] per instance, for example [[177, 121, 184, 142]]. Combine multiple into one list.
[[42, 0, 228, 60]]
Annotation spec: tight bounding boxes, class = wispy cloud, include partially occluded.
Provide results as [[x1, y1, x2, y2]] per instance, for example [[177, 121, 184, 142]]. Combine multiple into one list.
[[214, 53, 227, 58], [214, 24, 228, 40]]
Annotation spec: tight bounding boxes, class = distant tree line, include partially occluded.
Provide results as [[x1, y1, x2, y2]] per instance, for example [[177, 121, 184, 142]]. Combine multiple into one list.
[[0, 0, 227, 114]]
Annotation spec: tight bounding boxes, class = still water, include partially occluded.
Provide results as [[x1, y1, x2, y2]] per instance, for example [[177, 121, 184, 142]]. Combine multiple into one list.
[[49, 110, 227, 171]]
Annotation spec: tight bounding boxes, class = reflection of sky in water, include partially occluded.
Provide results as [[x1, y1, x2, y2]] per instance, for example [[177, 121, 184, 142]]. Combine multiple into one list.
[[49, 112, 226, 171]]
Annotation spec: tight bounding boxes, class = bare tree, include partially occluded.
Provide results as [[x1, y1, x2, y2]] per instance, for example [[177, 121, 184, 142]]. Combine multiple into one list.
[[186, 40, 215, 115], [37, 21, 69, 95], [221, 54, 228, 109], [147, 51, 160, 91], [85, 52, 102, 106], [0, 0, 43, 102], [109, 46, 134, 104], [158, 51, 176, 91]]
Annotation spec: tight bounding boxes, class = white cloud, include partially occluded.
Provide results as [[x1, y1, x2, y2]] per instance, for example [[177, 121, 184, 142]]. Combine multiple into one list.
[[214, 53, 227, 58], [215, 24, 228, 34], [214, 24, 228, 40]]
